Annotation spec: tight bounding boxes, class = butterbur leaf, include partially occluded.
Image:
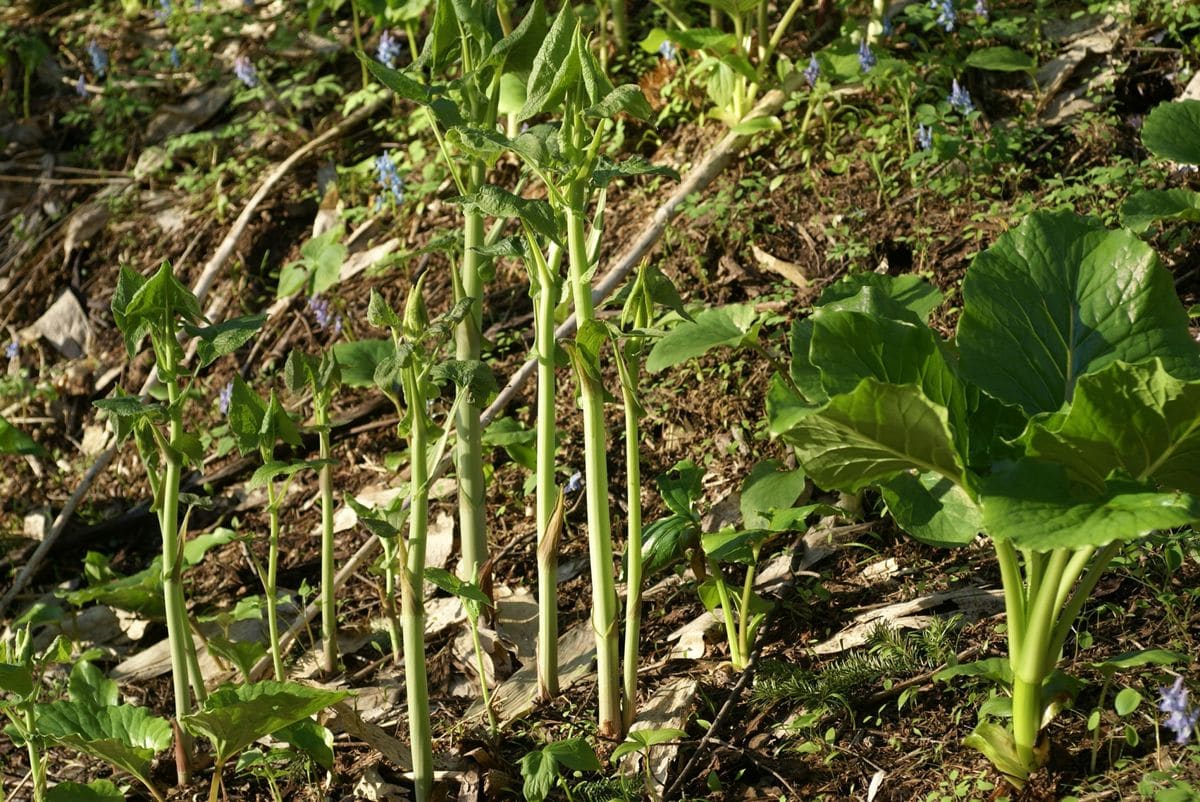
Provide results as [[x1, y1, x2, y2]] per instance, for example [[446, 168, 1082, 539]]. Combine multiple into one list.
[[957, 211, 1200, 416], [46, 780, 125, 802], [592, 155, 680, 187], [980, 459, 1200, 550], [367, 290, 403, 331], [1026, 359, 1200, 493], [333, 339, 394, 388], [0, 415, 45, 456], [817, 273, 943, 325], [1141, 99, 1200, 165], [274, 718, 335, 771], [430, 359, 498, 406], [186, 314, 265, 368], [784, 378, 965, 492], [880, 471, 982, 547], [1120, 188, 1200, 234], [179, 680, 348, 767], [740, 460, 807, 529], [646, 304, 759, 373], [36, 701, 172, 794], [543, 737, 601, 771]]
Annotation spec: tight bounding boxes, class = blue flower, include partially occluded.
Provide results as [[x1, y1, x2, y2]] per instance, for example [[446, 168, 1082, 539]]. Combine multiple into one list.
[[87, 40, 108, 77], [169, 46, 181, 68], [5, 341, 18, 360], [75, 75, 88, 97], [218, 381, 233, 415], [948, 79, 974, 114], [858, 39, 876, 73], [931, 0, 956, 31], [917, 123, 932, 150], [375, 151, 405, 208], [565, 471, 584, 495], [309, 295, 336, 330], [233, 55, 258, 88], [1160, 677, 1200, 745], [974, 0, 988, 18], [377, 30, 403, 69], [803, 55, 820, 87], [881, 15, 894, 35], [658, 39, 677, 62]]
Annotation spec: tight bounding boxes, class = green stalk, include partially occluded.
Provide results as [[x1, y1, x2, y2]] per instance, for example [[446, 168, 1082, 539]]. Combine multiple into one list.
[[317, 404, 338, 675], [565, 177, 622, 739], [382, 538, 403, 663], [707, 561, 743, 670], [530, 238, 561, 700], [401, 366, 434, 802], [264, 484, 285, 682], [350, 0, 368, 89], [470, 614, 499, 735], [736, 548, 760, 664], [619, 366, 643, 731], [161, 368, 194, 784], [23, 706, 44, 802], [456, 161, 488, 582]]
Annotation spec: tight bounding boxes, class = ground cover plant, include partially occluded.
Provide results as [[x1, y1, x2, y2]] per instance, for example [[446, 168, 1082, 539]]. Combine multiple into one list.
[[1, 0, 1200, 800]]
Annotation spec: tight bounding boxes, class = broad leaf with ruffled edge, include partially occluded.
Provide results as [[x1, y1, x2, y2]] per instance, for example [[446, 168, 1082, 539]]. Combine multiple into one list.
[[35, 701, 171, 795]]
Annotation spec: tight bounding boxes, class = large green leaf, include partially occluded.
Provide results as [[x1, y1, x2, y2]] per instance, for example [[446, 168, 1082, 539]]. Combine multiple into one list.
[[646, 304, 758, 373], [816, 273, 943, 322], [880, 471, 982, 547], [180, 680, 348, 767], [784, 378, 965, 493], [1120, 188, 1200, 234], [46, 780, 125, 802], [0, 662, 33, 697], [1141, 99, 1200, 165], [980, 460, 1200, 550], [639, 514, 699, 577], [36, 701, 171, 794], [1026, 360, 1200, 494], [957, 211, 1200, 415], [740, 460, 807, 529]]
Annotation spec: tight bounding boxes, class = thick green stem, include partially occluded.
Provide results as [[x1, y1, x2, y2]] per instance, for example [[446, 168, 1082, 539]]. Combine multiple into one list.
[[402, 367, 434, 802], [456, 174, 488, 582], [1011, 548, 1069, 772], [317, 409, 338, 675], [565, 180, 622, 739], [620, 364, 643, 731], [161, 376, 193, 784], [532, 250, 560, 700], [707, 561, 743, 670], [264, 491, 285, 682], [736, 554, 758, 663]]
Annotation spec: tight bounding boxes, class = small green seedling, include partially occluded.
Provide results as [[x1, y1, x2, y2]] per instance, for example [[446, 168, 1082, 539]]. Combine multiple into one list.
[[612, 727, 686, 801], [519, 737, 602, 802], [1086, 650, 1184, 772], [424, 567, 498, 734]]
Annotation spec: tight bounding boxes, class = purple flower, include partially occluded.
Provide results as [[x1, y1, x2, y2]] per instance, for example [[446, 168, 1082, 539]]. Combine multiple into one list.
[[931, 0, 956, 31], [87, 40, 108, 77], [858, 39, 876, 73], [309, 295, 339, 331], [658, 39, 677, 62], [377, 30, 403, 69], [974, 0, 988, 18], [881, 15, 894, 35], [803, 55, 820, 87], [5, 341, 18, 360], [218, 381, 233, 415], [1160, 677, 1200, 745], [948, 79, 974, 114], [75, 75, 88, 97], [374, 151, 405, 208], [565, 471, 584, 495], [233, 55, 258, 88], [917, 123, 932, 150]]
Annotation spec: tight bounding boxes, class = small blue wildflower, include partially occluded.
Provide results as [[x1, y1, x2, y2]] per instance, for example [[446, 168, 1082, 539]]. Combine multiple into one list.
[[658, 39, 677, 62], [948, 79, 974, 114], [377, 30, 403, 69], [218, 381, 233, 415], [858, 39, 876, 73], [309, 295, 336, 330], [803, 55, 820, 87], [931, 0, 956, 32], [881, 15, 894, 35], [169, 46, 181, 69], [233, 55, 258, 88], [917, 123, 932, 150], [974, 0, 988, 18], [5, 341, 18, 360], [1160, 677, 1200, 745], [374, 151, 405, 208], [565, 471, 584, 495], [75, 75, 88, 97], [87, 40, 108, 77]]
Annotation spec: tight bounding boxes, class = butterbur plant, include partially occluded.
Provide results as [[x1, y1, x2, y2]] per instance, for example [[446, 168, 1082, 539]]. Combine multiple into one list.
[[97, 262, 264, 783], [770, 211, 1200, 786]]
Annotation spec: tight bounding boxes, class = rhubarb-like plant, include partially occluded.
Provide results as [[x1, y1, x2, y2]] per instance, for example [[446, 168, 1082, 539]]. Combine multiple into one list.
[[770, 211, 1200, 786]]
